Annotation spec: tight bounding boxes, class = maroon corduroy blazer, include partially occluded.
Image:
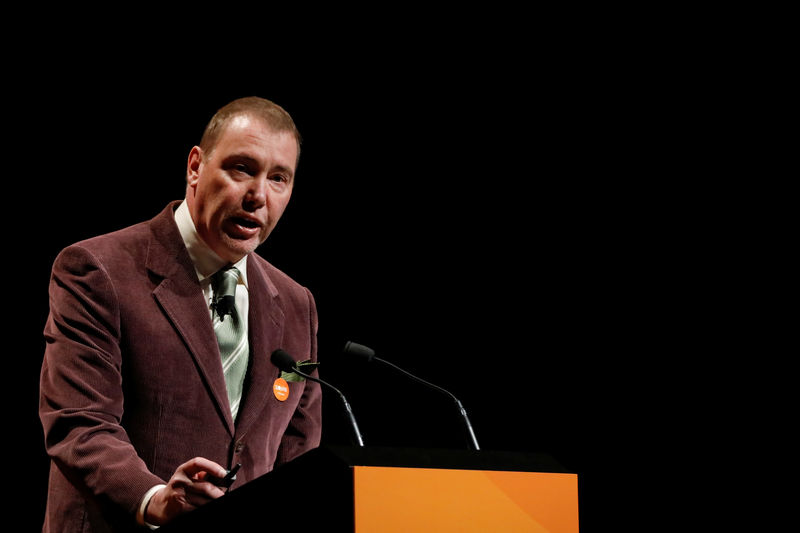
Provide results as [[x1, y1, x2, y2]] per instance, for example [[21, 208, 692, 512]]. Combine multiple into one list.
[[39, 201, 322, 532]]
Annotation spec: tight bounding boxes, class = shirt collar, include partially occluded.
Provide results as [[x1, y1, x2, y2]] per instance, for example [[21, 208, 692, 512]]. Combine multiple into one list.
[[174, 200, 248, 286]]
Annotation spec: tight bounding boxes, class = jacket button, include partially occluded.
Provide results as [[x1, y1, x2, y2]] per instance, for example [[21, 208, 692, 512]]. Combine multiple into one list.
[[234, 441, 245, 454]]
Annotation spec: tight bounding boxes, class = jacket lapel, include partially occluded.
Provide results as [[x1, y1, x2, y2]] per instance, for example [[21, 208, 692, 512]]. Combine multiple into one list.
[[146, 202, 235, 436], [233, 258, 285, 437]]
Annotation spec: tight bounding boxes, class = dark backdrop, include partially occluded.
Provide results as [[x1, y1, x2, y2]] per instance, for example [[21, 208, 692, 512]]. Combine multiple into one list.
[[10, 49, 680, 531]]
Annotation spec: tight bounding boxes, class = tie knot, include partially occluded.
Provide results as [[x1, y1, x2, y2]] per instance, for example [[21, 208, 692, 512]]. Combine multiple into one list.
[[212, 267, 240, 318]]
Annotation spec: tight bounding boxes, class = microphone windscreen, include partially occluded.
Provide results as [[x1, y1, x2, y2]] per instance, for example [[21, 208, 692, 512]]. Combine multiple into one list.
[[271, 349, 297, 372], [343, 341, 376, 363]]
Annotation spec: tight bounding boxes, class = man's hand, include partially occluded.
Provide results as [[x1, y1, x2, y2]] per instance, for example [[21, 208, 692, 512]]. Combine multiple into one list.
[[145, 457, 228, 526]]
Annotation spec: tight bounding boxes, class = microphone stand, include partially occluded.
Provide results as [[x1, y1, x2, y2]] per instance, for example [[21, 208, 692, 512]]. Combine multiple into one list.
[[374, 357, 480, 451], [292, 365, 365, 448]]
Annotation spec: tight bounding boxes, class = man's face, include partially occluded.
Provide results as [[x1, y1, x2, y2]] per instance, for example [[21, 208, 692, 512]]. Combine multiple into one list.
[[186, 115, 298, 263]]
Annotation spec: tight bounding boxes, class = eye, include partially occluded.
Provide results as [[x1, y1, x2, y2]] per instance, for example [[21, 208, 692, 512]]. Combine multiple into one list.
[[267, 173, 292, 191], [234, 163, 251, 174]]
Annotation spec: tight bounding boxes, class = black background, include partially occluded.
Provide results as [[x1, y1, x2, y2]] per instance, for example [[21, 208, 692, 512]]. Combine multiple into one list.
[[9, 27, 692, 531]]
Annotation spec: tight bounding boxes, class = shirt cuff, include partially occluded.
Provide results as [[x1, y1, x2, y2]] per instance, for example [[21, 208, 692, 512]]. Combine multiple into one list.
[[136, 484, 167, 529]]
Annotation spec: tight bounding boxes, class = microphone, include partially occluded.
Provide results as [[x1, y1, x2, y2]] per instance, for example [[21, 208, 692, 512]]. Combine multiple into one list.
[[271, 349, 364, 447], [343, 341, 480, 451]]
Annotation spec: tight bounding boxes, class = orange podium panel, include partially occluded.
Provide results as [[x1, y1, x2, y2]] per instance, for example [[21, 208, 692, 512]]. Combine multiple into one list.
[[160, 447, 577, 533], [354, 465, 579, 533]]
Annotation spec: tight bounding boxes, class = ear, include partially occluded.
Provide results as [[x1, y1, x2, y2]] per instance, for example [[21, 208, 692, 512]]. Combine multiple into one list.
[[186, 146, 203, 188]]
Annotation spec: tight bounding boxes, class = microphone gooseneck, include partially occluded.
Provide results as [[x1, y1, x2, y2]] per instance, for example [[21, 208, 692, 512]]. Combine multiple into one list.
[[270, 349, 364, 447], [342, 341, 480, 451]]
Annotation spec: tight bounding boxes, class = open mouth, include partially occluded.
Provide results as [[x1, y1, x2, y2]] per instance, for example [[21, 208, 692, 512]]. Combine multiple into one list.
[[226, 216, 263, 239], [231, 216, 261, 229]]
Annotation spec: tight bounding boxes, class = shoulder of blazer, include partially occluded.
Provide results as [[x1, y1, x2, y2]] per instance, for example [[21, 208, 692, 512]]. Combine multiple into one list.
[[247, 252, 312, 301], [60, 202, 181, 261], [55, 201, 194, 285]]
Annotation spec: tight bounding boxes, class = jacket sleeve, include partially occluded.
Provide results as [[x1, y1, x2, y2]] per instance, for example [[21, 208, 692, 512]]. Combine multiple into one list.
[[39, 244, 164, 517], [275, 286, 323, 466]]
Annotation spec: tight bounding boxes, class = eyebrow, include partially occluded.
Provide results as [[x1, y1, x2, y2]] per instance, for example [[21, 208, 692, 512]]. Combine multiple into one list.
[[226, 153, 295, 180]]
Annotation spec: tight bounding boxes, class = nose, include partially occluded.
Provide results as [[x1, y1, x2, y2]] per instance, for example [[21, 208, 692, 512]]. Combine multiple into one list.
[[243, 177, 268, 211]]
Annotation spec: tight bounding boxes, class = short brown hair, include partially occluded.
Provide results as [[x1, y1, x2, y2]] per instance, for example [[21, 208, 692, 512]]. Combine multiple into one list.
[[199, 96, 302, 161]]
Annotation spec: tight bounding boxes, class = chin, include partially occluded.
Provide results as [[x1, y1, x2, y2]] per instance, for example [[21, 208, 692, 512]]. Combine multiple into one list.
[[220, 237, 260, 262]]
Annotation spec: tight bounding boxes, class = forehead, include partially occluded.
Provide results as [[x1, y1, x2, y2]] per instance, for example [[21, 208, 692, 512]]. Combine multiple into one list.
[[213, 115, 298, 169]]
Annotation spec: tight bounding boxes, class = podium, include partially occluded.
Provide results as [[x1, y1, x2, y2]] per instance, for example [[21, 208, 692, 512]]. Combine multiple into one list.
[[161, 446, 579, 532]]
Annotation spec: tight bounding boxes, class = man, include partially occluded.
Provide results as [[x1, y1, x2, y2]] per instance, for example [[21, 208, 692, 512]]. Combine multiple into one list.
[[39, 97, 321, 531]]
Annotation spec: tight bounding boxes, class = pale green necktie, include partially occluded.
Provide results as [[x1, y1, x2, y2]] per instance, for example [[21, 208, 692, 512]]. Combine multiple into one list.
[[212, 266, 249, 420]]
